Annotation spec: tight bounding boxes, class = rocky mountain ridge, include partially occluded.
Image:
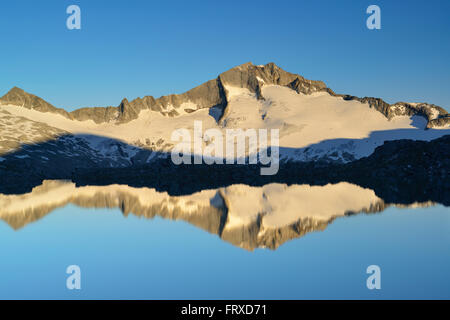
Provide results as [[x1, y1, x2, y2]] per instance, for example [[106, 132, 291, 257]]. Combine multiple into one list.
[[1, 62, 448, 128]]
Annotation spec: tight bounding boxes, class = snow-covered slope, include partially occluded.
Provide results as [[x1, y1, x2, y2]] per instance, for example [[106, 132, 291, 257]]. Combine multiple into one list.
[[220, 85, 448, 162], [0, 62, 448, 164]]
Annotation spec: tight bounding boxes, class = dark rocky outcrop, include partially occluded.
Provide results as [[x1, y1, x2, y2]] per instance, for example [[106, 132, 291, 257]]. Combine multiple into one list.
[[0, 132, 448, 206]]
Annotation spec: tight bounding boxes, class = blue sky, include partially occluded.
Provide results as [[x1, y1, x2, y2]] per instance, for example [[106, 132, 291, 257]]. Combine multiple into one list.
[[0, 0, 449, 111]]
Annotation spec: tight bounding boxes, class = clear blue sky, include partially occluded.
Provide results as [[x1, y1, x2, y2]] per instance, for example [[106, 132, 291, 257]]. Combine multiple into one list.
[[0, 0, 449, 111]]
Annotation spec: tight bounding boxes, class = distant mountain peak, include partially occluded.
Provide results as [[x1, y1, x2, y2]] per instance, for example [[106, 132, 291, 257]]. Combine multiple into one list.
[[1, 63, 448, 128], [1, 86, 71, 118]]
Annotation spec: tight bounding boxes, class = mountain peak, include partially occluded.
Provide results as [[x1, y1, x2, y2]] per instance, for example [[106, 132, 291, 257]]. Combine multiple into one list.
[[7, 86, 25, 94], [1, 63, 448, 128], [3, 86, 29, 100], [234, 61, 254, 68], [0, 86, 71, 118]]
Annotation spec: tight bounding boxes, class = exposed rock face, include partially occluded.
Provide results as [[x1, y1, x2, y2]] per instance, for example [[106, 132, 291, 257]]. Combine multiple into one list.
[[342, 135, 450, 204], [1, 62, 447, 127], [0, 87, 71, 118], [69, 105, 120, 123], [338, 96, 449, 128]]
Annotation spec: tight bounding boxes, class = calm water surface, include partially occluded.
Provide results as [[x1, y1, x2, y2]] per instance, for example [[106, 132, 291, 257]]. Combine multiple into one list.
[[0, 184, 449, 299]]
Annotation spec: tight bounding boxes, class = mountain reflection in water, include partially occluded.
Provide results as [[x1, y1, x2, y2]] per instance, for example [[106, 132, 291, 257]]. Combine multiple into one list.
[[0, 180, 437, 250]]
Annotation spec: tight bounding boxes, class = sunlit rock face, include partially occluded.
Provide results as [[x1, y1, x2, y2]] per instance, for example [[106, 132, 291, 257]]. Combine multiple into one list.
[[0, 180, 435, 250], [0, 63, 448, 165]]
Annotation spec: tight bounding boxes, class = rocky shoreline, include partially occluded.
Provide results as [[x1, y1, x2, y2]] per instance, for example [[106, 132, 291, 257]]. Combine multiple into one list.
[[1, 135, 448, 206]]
